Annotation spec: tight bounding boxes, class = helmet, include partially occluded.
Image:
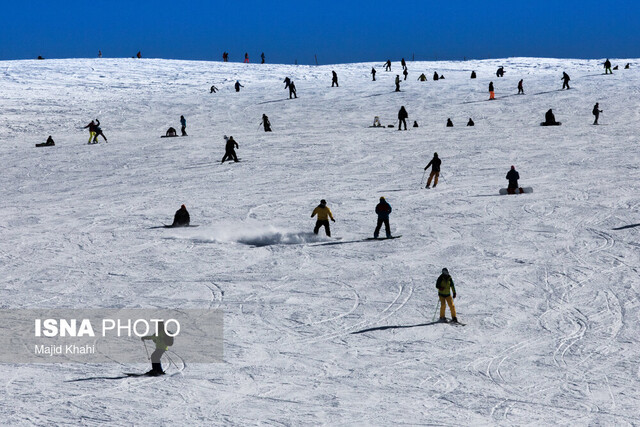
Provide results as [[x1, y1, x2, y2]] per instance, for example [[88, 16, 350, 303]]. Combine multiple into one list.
[[320, 199, 326, 205], [442, 268, 449, 274], [380, 196, 385, 201]]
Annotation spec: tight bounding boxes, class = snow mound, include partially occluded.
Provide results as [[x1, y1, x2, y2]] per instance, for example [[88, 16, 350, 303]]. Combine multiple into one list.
[[183, 222, 329, 246]]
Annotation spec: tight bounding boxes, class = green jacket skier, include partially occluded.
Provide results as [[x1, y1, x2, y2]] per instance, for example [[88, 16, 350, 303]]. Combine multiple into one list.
[[436, 268, 458, 322], [141, 321, 174, 376]]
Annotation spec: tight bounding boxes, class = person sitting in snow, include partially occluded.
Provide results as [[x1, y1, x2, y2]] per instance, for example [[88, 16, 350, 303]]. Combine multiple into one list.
[[506, 165, 522, 194], [166, 127, 177, 137], [541, 109, 560, 126], [171, 204, 190, 227]]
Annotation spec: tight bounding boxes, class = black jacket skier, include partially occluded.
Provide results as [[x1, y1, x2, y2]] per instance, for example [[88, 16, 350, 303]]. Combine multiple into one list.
[[506, 166, 520, 193], [289, 81, 297, 98], [235, 81, 244, 92], [401, 58, 406, 69], [397, 106, 408, 130], [467, 118, 475, 126], [403, 68, 408, 80], [284, 77, 291, 89], [592, 103, 602, 125], [433, 72, 439, 81], [424, 153, 441, 188], [561, 72, 570, 89], [371, 67, 376, 81], [395, 75, 401, 92], [261, 114, 272, 132], [332, 70, 338, 87], [221, 136, 239, 163], [180, 115, 187, 136], [517, 79, 524, 94], [385, 60, 391, 71], [604, 59, 612, 74], [172, 205, 190, 227], [374, 197, 392, 239], [470, 70, 477, 79], [542, 109, 559, 126], [446, 118, 453, 127], [496, 66, 504, 77]]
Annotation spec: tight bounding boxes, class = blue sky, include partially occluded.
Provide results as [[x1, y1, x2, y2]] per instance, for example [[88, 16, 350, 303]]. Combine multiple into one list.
[[0, 0, 637, 63]]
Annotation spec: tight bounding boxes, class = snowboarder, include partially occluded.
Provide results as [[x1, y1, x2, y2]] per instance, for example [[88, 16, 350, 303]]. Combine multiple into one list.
[[244, 53, 249, 63], [625, 63, 630, 69], [506, 165, 521, 194], [517, 79, 524, 94], [210, 85, 218, 93], [395, 75, 401, 92], [496, 66, 504, 77], [541, 109, 560, 126], [467, 118, 475, 126], [284, 77, 291, 89], [36, 136, 55, 147], [171, 204, 190, 227], [561, 72, 570, 90], [604, 59, 612, 74], [84, 120, 98, 144], [413, 120, 419, 128], [373, 116, 382, 127], [289, 80, 297, 98], [403, 68, 408, 80], [374, 197, 392, 239], [261, 52, 265, 64], [165, 127, 177, 137], [180, 115, 187, 136], [446, 118, 453, 127], [398, 106, 408, 130], [371, 67, 377, 81], [439, 74, 445, 79], [401, 58, 407, 69], [489, 81, 495, 100], [592, 103, 602, 125], [311, 199, 335, 237], [223, 52, 229, 62], [235, 81, 244, 92], [384, 60, 391, 71], [332, 70, 339, 87], [470, 70, 476, 79], [436, 268, 458, 323], [141, 321, 174, 376], [261, 114, 272, 132], [424, 152, 441, 189], [418, 73, 427, 81], [433, 72, 439, 81], [94, 119, 107, 142], [221, 136, 239, 163]]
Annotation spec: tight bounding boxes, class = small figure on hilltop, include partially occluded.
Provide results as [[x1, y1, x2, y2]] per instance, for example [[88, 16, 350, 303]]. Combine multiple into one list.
[[311, 199, 335, 237], [592, 103, 603, 125], [261, 52, 265, 64], [561, 72, 570, 90], [222, 52, 229, 62], [541, 109, 561, 126], [424, 152, 441, 189], [374, 197, 392, 239], [332, 70, 339, 87], [136, 51, 142, 59], [398, 106, 408, 130], [244, 53, 249, 63], [418, 73, 427, 81], [180, 115, 187, 136], [470, 70, 477, 79], [371, 67, 377, 81], [401, 58, 407, 69], [385, 60, 392, 71], [517, 79, 524, 95], [98, 50, 102, 58], [604, 58, 612, 74], [489, 81, 495, 100], [210, 85, 218, 93], [506, 165, 521, 194], [446, 118, 454, 127], [261, 114, 272, 132], [436, 268, 458, 323], [395, 75, 401, 92], [221, 136, 239, 163], [171, 205, 190, 227], [235, 80, 244, 92], [467, 118, 475, 126], [433, 72, 439, 81]]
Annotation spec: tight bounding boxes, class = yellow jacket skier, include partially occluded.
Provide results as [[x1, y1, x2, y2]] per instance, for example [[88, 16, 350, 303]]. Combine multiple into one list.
[[311, 199, 335, 237], [436, 268, 458, 323]]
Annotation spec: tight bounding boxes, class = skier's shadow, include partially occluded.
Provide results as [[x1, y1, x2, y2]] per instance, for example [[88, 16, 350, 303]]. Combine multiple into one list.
[[612, 223, 640, 230], [65, 375, 129, 382], [256, 98, 291, 105], [352, 321, 441, 334], [530, 89, 564, 96]]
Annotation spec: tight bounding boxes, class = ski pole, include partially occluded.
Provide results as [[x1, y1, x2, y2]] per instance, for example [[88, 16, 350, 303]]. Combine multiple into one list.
[[432, 298, 440, 322], [165, 352, 180, 371], [143, 340, 150, 360], [420, 169, 426, 187], [439, 173, 447, 183]]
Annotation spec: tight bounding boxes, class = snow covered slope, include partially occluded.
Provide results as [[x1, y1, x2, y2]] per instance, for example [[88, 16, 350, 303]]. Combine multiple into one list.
[[1, 57, 640, 425]]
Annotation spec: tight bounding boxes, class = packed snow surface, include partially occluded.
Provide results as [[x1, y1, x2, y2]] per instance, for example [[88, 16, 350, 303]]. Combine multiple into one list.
[[1, 57, 640, 425]]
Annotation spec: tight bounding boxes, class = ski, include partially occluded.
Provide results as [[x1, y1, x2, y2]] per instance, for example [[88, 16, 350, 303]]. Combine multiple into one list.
[[365, 235, 402, 241]]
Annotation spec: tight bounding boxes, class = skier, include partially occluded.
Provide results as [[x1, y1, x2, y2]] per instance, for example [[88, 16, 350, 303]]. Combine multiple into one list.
[[604, 59, 612, 74], [401, 58, 407, 69], [384, 60, 391, 71], [284, 77, 291, 89], [136, 51, 141, 58], [403, 68, 408, 81], [180, 115, 187, 136], [221, 136, 239, 163], [210, 85, 218, 93], [436, 268, 458, 323], [433, 72, 439, 81], [141, 321, 174, 376], [289, 80, 297, 98], [561, 72, 570, 90], [244, 53, 249, 63], [235, 81, 244, 92], [467, 118, 475, 126], [517, 79, 524, 94], [165, 127, 177, 137], [311, 199, 335, 237], [332, 70, 339, 87], [171, 204, 190, 227], [541, 109, 560, 126], [261, 52, 265, 64], [496, 66, 504, 77], [424, 152, 441, 189], [84, 120, 98, 144], [371, 67, 377, 81], [418, 73, 427, 81], [373, 197, 392, 239], [98, 50, 102, 58], [94, 119, 107, 142], [395, 75, 401, 92], [625, 63, 630, 69], [506, 165, 520, 194], [261, 114, 272, 132], [470, 70, 477, 79], [592, 103, 602, 125], [397, 106, 408, 130], [489, 81, 495, 100], [446, 118, 453, 127], [223, 52, 228, 62]]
